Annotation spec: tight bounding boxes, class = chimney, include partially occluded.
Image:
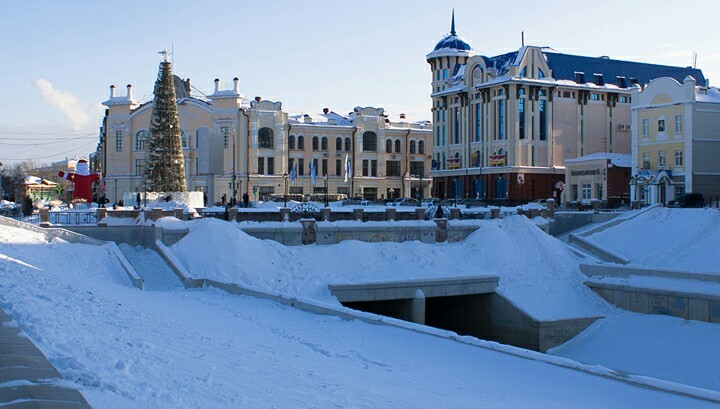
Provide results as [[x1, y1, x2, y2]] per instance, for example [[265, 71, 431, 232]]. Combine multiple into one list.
[[110, 85, 116, 98], [574, 71, 585, 84], [214, 78, 220, 93], [255, 96, 261, 102], [323, 108, 329, 114], [126, 84, 133, 100], [400, 113, 406, 120], [233, 77, 239, 94]]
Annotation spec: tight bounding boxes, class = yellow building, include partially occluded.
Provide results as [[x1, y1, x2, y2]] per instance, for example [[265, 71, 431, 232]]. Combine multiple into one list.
[[630, 76, 720, 206], [95, 77, 432, 204]]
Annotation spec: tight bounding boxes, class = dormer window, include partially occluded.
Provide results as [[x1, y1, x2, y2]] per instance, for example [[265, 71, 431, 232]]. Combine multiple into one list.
[[537, 68, 545, 79], [519, 66, 527, 78]]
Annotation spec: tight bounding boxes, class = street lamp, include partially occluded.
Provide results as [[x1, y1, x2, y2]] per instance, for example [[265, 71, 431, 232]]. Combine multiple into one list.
[[283, 173, 289, 207], [231, 128, 237, 207], [324, 173, 329, 207]]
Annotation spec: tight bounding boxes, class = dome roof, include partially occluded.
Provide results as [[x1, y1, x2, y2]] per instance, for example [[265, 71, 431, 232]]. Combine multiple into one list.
[[433, 34, 473, 52]]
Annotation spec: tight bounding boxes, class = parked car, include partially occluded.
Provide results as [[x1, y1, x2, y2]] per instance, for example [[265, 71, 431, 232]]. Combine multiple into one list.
[[387, 198, 419, 207], [667, 193, 705, 208]]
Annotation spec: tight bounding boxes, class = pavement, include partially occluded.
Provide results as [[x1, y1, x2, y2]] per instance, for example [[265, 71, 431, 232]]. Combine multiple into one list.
[[0, 309, 91, 408]]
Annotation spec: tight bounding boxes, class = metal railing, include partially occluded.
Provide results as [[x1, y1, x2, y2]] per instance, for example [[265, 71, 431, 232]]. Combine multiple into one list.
[[48, 211, 97, 225]]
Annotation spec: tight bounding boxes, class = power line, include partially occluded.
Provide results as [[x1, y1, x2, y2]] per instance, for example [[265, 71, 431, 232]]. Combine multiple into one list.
[[0, 134, 97, 146], [0, 140, 98, 161]]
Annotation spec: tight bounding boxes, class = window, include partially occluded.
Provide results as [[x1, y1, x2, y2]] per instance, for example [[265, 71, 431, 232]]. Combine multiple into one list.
[[497, 99, 505, 140], [675, 115, 683, 133], [537, 68, 545, 79], [572, 184, 578, 201], [519, 66, 527, 78], [221, 126, 229, 149], [443, 69, 448, 79], [619, 96, 628, 103], [410, 161, 425, 177], [115, 130, 123, 151], [135, 159, 145, 176], [418, 140, 425, 154], [362, 131, 377, 151], [410, 140, 416, 154], [582, 183, 592, 200], [322, 159, 327, 176], [453, 108, 460, 144], [135, 130, 147, 151], [658, 119, 665, 132], [675, 150, 683, 167], [642, 119, 649, 137], [267, 157, 275, 175], [336, 159, 341, 175], [321, 137, 328, 151], [312, 136, 319, 151], [658, 150, 667, 168], [386, 160, 401, 177], [518, 98, 525, 139], [590, 93, 599, 101], [642, 152, 650, 169], [344, 138, 351, 152], [336, 137, 342, 151], [257, 157, 265, 175], [596, 183, 603, 200], [386, 139, 393, 153], [181, 130, 188, 148], [298, 158, 305, 176], [362, 160, 377, 177], [297, 135, 305, 150], [539, 100, 547, 141], [258, 128, 273, 149], [289, 135, 296, 150], [395, 139, 401, 153]]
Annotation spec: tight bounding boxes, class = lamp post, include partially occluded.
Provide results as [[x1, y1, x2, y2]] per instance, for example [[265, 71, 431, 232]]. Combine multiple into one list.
[[324, 173, 329, 207], [283, 173, 289, 207], [231, 127, 237, 207]]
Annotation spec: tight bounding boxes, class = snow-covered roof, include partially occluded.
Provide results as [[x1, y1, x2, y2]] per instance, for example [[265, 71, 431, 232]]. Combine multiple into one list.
[[23, 176, 57, 186], [564, 152, 631, 168]]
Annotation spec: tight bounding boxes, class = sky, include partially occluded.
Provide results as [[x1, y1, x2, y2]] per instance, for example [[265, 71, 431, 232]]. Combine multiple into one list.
[[1, 0, 719, 166]]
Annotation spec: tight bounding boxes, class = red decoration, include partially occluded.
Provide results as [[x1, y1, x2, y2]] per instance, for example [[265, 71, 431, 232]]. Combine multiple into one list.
[[58, 159, 102, 203]]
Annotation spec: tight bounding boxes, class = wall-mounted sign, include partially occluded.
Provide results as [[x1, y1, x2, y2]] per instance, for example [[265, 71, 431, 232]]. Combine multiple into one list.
[[489, 154, 506, 166], [570, 169, 600, 176], [447, 157, 461, 170]]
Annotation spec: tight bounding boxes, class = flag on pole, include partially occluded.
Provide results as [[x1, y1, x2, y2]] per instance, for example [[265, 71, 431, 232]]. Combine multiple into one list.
[[289, 160, 296, 183], [344, 153, 351, 183], [310, 159, 316, 188]]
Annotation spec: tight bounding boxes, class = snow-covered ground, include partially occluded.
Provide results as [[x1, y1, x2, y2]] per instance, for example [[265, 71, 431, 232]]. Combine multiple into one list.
[[2, 208, 720, 407], [582, 207, 720, 273]]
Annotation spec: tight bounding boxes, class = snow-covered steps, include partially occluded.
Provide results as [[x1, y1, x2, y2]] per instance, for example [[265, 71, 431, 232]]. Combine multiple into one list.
[[0, 309, 92, 408], [118, 244, 184, 291]]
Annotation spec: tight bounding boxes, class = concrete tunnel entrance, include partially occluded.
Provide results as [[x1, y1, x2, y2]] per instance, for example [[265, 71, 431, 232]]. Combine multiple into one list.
[[330, 276, 497, 344]]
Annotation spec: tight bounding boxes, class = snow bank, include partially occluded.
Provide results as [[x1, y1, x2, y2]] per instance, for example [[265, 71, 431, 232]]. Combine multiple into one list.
[[172, 216, 614, 320], [585, 208, 720, 273]]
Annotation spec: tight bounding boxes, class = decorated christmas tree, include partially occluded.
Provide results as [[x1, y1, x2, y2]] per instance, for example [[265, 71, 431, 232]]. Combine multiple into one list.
[[144, 49, 187, 193]]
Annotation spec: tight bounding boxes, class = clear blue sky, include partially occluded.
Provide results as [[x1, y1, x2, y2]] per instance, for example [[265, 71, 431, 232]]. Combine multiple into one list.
[[1, 0, 718, 166]]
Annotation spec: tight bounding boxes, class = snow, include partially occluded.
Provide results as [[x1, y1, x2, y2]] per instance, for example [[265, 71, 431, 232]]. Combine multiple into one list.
[[582, 207, 720, 273], [2, 209, 720, 407], [549, 312, 720, 391], [171, 216, 613, 320]]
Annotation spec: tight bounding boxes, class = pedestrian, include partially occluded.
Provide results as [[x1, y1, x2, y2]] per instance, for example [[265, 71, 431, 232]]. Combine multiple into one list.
[[100, 195, 107, 208], [203, 193, 208, 207], [136, 192, 141, 207], [242, 192, 249, 208]]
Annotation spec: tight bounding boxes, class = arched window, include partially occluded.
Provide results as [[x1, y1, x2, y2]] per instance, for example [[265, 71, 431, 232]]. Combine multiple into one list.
[[321, 136, 328, 151], [289, 135, 296, 150], [336, 137, 342, 151], [394, 139, 401, 153], [135, 130, 147, 151], [385, 139, 393, 153], [410, 140, 417, 154], [362, 131, 377, 151], [537, 68, 545, 79], [418, 140, 425, 154], [312, 136, 319, 151], [298, 135, 305, 150], [259, 127, 274, 149], [344, 137, 351, 152]]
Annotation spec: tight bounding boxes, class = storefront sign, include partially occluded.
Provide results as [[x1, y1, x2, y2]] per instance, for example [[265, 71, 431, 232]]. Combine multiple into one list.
[[447, 157, 461, 170], [489, 154, 506, 166], [570, 169, 600, 176]]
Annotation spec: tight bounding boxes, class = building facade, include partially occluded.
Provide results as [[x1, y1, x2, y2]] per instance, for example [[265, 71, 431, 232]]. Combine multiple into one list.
[[95, 77, 432, 205], [427, 14, 705, 204], [563, 153, 631, 208], [630, 76, 720, 206]]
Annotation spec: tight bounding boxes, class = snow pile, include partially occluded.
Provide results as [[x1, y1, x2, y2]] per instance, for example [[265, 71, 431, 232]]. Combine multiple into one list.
[[584, 208, 720, 272], [549, 313, 720, 391], [172, 216, 613, 320]]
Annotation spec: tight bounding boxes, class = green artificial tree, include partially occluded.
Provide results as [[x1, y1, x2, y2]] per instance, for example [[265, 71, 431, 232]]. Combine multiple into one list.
[[144, 50, 187, 193]]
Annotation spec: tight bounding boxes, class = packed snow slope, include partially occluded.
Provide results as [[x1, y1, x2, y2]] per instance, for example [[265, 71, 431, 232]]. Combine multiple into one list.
[[1, 222, 717, 408], [171, 216, 615, 320], [584, 207, 720, 272], [550, 312, 720, 391]]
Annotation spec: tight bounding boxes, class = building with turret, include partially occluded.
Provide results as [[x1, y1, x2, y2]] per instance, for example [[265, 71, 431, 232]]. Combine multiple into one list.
[[95, 72, 432, 205], [427, 12, 706, 205]]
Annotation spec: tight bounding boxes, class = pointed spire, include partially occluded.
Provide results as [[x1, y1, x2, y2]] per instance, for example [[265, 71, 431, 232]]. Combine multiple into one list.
[[450, 9, 456, 36]]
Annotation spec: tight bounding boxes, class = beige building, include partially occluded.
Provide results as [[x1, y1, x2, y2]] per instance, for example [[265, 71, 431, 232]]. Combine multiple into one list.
[[630, 76, 720, 206], [95, 77, 432, 205], [427, 13, 705, 204], [564, 153, 631, 208]]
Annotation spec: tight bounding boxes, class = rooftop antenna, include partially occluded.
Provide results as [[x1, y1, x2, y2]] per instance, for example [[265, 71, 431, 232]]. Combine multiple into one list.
[[693, 51, 697, 69], [522, 31, 525, 47]]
